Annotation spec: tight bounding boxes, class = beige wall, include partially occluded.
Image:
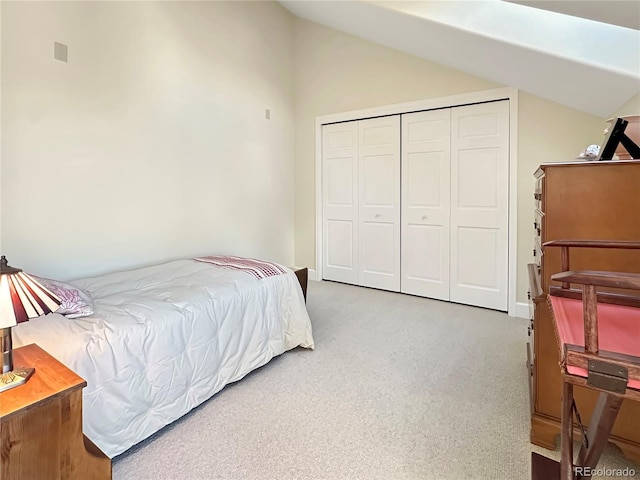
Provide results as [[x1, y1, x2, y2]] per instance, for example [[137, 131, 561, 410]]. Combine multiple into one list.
[[293, 18, 605, 305], [1, 4, 617, 303], [612, 92, 640, 117], [1, 1, 295, 280]]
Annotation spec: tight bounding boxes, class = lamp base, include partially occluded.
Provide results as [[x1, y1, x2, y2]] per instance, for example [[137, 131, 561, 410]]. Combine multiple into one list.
[[0, 366, 35, 393]]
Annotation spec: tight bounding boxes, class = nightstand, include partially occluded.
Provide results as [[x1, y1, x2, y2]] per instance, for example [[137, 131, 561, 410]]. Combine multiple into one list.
[[0, 344, 111, 480]]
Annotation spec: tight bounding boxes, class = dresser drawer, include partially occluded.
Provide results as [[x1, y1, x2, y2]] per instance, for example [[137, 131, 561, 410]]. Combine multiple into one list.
[[527, 336, 534, 414], [532, 245, 543, 284], [526, 262, 541, 416], [534, 210, 543, 243], [534, 175, 544, 212]]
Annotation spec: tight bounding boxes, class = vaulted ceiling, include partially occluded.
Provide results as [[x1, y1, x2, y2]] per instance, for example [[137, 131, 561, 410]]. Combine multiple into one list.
[[280, 0, 640, 118]]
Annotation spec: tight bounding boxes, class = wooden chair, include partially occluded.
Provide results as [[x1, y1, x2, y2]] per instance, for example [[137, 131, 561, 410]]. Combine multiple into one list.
[[531, 240, 640, 480]]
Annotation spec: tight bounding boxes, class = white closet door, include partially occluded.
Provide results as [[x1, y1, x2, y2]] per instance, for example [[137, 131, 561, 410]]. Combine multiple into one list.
[[358, 116, 401, 291], [401, 109, 451, 300], [322, 121, 359, 284], [450, 101, 509, 310]]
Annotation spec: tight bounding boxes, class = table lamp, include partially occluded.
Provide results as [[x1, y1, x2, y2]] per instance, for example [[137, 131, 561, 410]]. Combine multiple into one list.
[[0, 255, 61, 393]]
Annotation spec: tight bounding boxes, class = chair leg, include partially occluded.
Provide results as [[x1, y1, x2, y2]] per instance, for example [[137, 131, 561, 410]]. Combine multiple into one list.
[[576, 392, 623, 469], [561, 379, 575, 480]]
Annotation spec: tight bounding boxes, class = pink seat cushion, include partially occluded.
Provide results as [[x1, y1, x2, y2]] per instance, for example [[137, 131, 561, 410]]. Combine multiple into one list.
[[549, 296, 640, 390]]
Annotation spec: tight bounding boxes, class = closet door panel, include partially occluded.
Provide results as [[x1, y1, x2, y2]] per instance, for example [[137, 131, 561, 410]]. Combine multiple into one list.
[[361, 222, 396, 275], [401, 109, 451, 300], [322, 122, 359, 284], [450, 101, 509, 310], [358, 116, 401, 291], [403, 224, 445, 283]]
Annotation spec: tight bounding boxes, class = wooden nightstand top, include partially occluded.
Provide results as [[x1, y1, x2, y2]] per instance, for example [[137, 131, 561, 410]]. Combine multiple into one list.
[[0, 343, 86, 419]]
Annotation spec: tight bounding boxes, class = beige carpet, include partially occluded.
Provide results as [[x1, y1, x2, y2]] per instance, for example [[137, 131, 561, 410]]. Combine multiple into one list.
[[113, 280, 639, 479]]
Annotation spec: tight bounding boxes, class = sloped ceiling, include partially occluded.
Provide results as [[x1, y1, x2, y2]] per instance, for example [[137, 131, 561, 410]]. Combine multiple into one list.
[[280, 0, 640, 117], [507, 1, 640, 30]]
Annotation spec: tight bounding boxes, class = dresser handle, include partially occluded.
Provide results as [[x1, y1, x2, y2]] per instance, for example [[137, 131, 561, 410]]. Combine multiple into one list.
[[527, 290, 531, 300], [537, 227, 541, 236], [533, 248, 537, 257], [533, 221, 537, 229]]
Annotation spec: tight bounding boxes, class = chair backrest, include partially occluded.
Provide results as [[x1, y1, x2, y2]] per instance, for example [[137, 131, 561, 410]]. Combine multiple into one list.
[[550, 270, 640, 353], [544, 240, 640, 393]]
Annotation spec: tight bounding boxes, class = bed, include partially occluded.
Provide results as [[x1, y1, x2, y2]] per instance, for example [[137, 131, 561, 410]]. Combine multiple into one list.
[[12, 258, 314, 458]]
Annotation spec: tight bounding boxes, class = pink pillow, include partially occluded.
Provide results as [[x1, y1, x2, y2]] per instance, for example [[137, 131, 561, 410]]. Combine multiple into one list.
[[33, 276, 95, 319]]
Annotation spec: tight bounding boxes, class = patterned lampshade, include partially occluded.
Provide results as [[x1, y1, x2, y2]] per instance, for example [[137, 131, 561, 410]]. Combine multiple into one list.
[[0, 256, 61, 328]]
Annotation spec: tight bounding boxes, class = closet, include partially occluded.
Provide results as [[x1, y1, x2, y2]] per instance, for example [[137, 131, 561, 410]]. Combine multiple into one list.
[[322, 100, 509, 311], [322, 115, 401, 291]]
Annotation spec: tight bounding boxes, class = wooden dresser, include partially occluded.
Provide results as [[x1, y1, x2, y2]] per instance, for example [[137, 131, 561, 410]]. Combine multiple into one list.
[[528, 160, 640, 463]]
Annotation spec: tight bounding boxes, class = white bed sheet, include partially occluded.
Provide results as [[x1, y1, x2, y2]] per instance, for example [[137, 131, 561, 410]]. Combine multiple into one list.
[[13, 259, 314, 458]]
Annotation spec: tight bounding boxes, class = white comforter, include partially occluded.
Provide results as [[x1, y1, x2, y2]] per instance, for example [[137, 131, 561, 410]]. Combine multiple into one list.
[[13, 260, 314, 458]]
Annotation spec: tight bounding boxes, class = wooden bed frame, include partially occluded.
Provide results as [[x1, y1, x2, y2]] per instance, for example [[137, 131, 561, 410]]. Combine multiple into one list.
[[292, 267, 308, 302]]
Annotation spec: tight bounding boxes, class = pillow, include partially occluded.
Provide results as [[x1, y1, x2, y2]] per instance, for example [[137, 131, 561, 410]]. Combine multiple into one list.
[[32, 276, 95, 319]]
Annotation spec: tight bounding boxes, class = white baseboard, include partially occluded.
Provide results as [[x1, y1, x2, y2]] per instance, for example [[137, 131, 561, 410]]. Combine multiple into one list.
[[291, 267, 317, 281], [304, 270, 528, 316], [515, 301, 530, 319]]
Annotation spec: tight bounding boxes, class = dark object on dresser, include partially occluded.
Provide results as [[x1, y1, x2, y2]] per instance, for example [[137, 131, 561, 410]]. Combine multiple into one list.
[[599, 117, 640, 161], [528, 160, 640, 464]]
